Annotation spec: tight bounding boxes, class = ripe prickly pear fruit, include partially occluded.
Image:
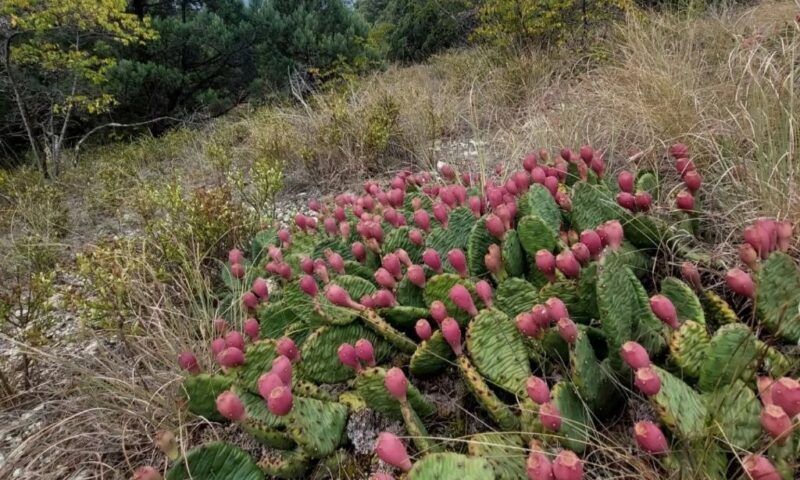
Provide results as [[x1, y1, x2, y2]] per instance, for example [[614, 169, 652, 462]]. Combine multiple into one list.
[[776, 221, 793, 251], [407, 265, 427, 288], [681, 262, 702, 290], [544, 175, 559, 196], [531, 166, 546, 184], [552, 450, 583, 480], [676, 191, 694, 211], [257, 372, 284, 400], [449, 284, 478, 317], [216, 391, 245, 422], [211, 338, 226, 355], [675, 157, 695, 176], [531, 304, 550, 327], [243, 318, 260, 341], [545, 297, 568, 324], [224, 331, 245, 350], [485, 244, 503, 274], [570, 243, 590, 265], [375, 268, 397, 290], [430, 301, 448, 324], [579, 145, 593, 164], [516, 312, 539, 337], [433, 203, 449, 226], [326, 284, 364, 310], [485, 214, 506, 240], [299, 275, 319, 297], [277, 337, 299, 363], [370, 473, 394, 480], [535, 250, 556, 275], [133, 466, 162, 480], [178, 351, 200, 374], [617, 192, 636, 211], [213, 317, 227, 334], [217, 347, 245, 368], [579, 230, 602, 257], [669, 143, 689, 159], [242, 291, 258, 310], [422, 249, 443, 273], [439, 162, 456, 180], [441, 318, 462, 355], [539, 402, 562, 431], [338, 343, 361, 371], [649, 295, 679, 328], [414, 209, 431, 232], [598, 220, 624, 250], [633, 421, 669, 455], [327, 251, 345, 274], [557, 317, 578, 344], [447, 249, 469, 278], [352, 242, 367, 262], [526, 376, 550, 404], [526, 448, 553, 480], [617, 171, 634, 193], [372, 289, 397, 308], [634, 367, 661, 396], [375, 432, 413, 472], [556, 251, 581, 279], [300, 256, 314, 275], [725, 268, 754, 298], [634, 192, 652, 212], [742, 454, 781, 480], [230, 263, 245, 279], [385, 367, 408, 401], [229, 249, 244, 264], [621, 341, 650, 369], [409, 228, 425, 246], [683, 170, 702, 192], [523, 153, 538, 172], [772, 377, 800, 417], [268, 386, 293, 416], [760, 404, 793, 442], [739, 243, 759, 270], [415, 319, 432, 341], [271, 355, 293, 384], [355, 339, 376, 366], [475, 280, 493, 307]]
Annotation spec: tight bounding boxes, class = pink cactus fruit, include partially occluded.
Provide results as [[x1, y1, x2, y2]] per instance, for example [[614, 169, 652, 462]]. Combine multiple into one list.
[[726, 268, 755, 298], [683, 170, 702, 192], [676, 191, 694, 211], [210, 337, 226, 355], [539, 402, 562, 431], [326, 251, 346, 274], [776, 221, 793, 251], [372, 289, 397, 308], [299, 274, 319, 297], [430, 300, 448, 324], [449, 284, 478, 317], [433, 202, 449, 226], [300, 256, 315, 275], [178, 351, 200, 374], [526, 447, 553, 480], [555, 250, 581, 279], [516, 313, 540, 337], [579, 145, 593, 164], [243, 318, 260, 341], [617, 171, 634, 193], [413, 209, 431, 232], [739, 243, 759, 270], [772, 377, 800, 417], [552, 450, 583, 480], [475, 280, 493, 308], [579, 230, 602, 257], [617, 192, 636, 211], [375, 432, 413, 472], [634, 367, 661, 396], [531, 166, 547, 184], [337, 343, 361, 371], [447, 249, 469, 278], [634, 192, 652, 212], [133, 466, 163, 480], [757, 376, 776, 406], [271, 355, 293, 384], [441, 318, 463, 355], [742, 454, 782, 480], [406, 265, 427, 288], [375, 268, 397, 290], [545, 297, 569, 324], [599, 220, 624, 250], [354, 338, 377, 366], [439, 162, 456, 180], [669, 143, 689, 159], [557, 317, 578, 344], [526, 376, 551, 404], [570, 243, 590, 266], [485, 244, 503, 274], [360, 294, 376, 309], [415, 319, 432, 341], [760, 404, 793, 442], [268, 386, 293, 416], [277, 337, 299, 363], [680, 262, 702, 290], [352, 242, 367, 262], [621, 341, 650, 369], [216, 391, 246, 422], [230, 262, 245, 279], [633, 421, 669, 455], [369, 473, 395, 480], [531, 304, 551, 327], [217, 347, 245, 368], [649, 295, 679, 328], [326, 284, 364, 310], [242, 291, 259, 310], [224, 331, 245, 350], [408, 228, 425, 246], [384, 367, 409, 401], [228, 248, 244, 264], [485, 214, 506, 240], [535, 249, 557, 275], [257, 371, 284, 400], [422, 249, 443, 273]]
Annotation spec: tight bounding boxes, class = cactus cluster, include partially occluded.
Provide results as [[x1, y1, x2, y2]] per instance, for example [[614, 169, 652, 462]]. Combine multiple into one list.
[[139, 144, 797, 480]]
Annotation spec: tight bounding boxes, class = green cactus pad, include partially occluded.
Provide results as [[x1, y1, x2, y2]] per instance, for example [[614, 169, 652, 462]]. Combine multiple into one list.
[[312, 237, 355, 262], [404, 191, 433, 212], [257, 448, 312, 479], [423, 273, 481, 326], [660, 277, 705, 324], [256, 302, 298, 339], [501, 229, 526, 278], [570, 182, 624, 232], [466, 432, 526, 480], [603, 241, 653, 279], [250, 228, 279, 264], [539, 279, 595, 325], [285, 396, 348, 458], [668, 320, 710, 378], [378, 306, 431, 330], [704, 379, 761, 451], [551, 381, 592, 453], [466, 308, 531, 395], [299, 323, 395, 383], [757, 341, 792, 377], [353, 366, 436, 419], [233, 339, 279, 394], [425, 207, 478, 256], [343, 260, 377, 281], [166, 441, 264, 480], [410, 330, 456, 377], [700, 290, 739, 326], [182, 374, 235, 421], [575, 262, 600, 321], [698, 323, 758, 392], [383, 226, 423, 263], [517, 185, 561, 235], [649, 366, 707, 440], [495, 278, 539, 319], [236, 389, 295, 449], [571, 328, 617, 413], [621, 213, 664, 250], [517, 215, 558, 256], [457, 355, 520, 430], [359, 309, 417, 353], [635, 171, 658, 195], [396, 276, 426, 308], [756, 252, 800, 342], [407, 452, 494, 480], [467, 215, 499, 277], [665, 440, 728, 480]]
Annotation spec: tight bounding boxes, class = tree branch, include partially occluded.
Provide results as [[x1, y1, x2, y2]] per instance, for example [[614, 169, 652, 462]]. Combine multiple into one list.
[[72, 116, 184, 162]]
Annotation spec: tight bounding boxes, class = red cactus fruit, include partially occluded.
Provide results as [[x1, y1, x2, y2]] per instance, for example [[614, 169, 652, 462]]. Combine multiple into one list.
[[299, 275, 319, 297], [633, 421, 668, 455], [776, 221, 793, 251], [579, 230, 602, 257], [579, 145, 593, 164], [409, 228, 424, 246], [413, 209, 431, 232], [485, 214, 506, 239], [268, 386, 293, 416], [757, 376, 776, 406], [439, 162, 456, 180], [178, 351, 200, 374], [552, 450, 583, 480], [539, 402, 562, 431], [516, 312, 540, 337], [337, 343, 361, 371], [545, 297, 569, 324], [484, 244, 503, 274], [683, 170, 702, 192], [634, 367, 661, 396], [448, 249, 469, 278], [680, 262, 702, 290], [772, 377, 800, 417], [375, 268, 397, 290], [433, 203, 449, 227], [360, 294, 376, 309], [294, 214, 307, 231], [395, 249, 412, 267], [449, 284, 478, 317], [621, 341, 650, 369], [523, 153, 538, 171], [372, 289, 397, 308], [669, 143, 689, 159], [617, 171, 634, 193], [230, 262, 245, 279], [468, 196, 483, 216], [351, 242, 367, 263], [557, 317, 578, 344], [243, 319, 260, 341], [676, 191, 694, 211], [354, 338, 376, 366], [242, 291, 258, 310], [649, 295, 679, 328], [217, 347, 245, 368], [326, 284, 364, 310], [544, 175, 559, 196], [422, 249, 443, 273], [532, 304, 551, 327], [415, 319, 432, 341], [742, 454, 781, 480], [526, 376, 551, 404], [531, 166, 547, 184], [441, 186, 458, 207], [229, 248, 244, 264], [599, 220, 624, 250], [216, 391, 245, 422], [590, 156, 605, 177], [535, 250, 557, 275], [556, 250, 581, 279], [441, 318, 463, 355], [326, 252, 345, 274], [375, 432, 412, 472], [300, 256, 315, 275], [760, 404, 793, 442], [430, 301, 448, 323], [381, 253, 402, 280], [257, 371, 284, 400], [726, 268, 755, 298], [133, 466, 162, 480], [570, 243, 591, 266], [526, 449, 553, 480], [407, 265, 427, 288], [277, 337, 299, 363], [617, 192, 636, 211], [675, 157, 695, 176], [370, 473, 394, 480], [324, 217, 338, 236], [475, 280, 493, 308], [634, 192, 652, 212], [739, 243, 759, 271], [271, 355, 293, 384], [211, 338, 226, 355], [213, 317, 227, 333], [384, 367, 408, 401]]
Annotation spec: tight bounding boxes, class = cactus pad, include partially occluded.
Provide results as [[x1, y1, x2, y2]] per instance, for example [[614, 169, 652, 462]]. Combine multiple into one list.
[[660, 277, 705, 324], [407, 452, 494, 480], [425, 207, 478, 256], [668, 320, 710, 378], [379, 306, 431, 330], [517, 185, 561, 234], [466, 215, 499, 277], [234, 339, 278, 394], [256, 302, 298, 339], [649, 366, 706, 440], [258, 448, 312, 479], [285, 396, 348, 457], [466, 432, 526, 480], [551, 381, 592, 453], [410, 330, 455, 377], [423, 273, 480, 326], [457, 355, 520, 430], [698, 323, 758, 392], [571, 328, 617, 413], [396, 277, 426, 308], [353, 367, 436, 419], [236, 389, 294, 449], [383, 226, 423, 263], [494, 278, 539, 319], [704, 380, 761, 450], [756, 252, 800, 342], [517, 214, 558, 257], [166, 442, 263, 480], [500, 229, 526, 278], [299, 323, 395, 383], [466, 308, 531, 395], [700, 290, 739, 326], [182, 374, 234, 421], [570, 182, 624, 232]]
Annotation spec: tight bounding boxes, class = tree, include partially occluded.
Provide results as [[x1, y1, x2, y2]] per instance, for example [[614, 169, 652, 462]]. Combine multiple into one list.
[[0, 0, 155, 177]]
